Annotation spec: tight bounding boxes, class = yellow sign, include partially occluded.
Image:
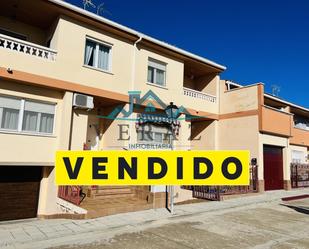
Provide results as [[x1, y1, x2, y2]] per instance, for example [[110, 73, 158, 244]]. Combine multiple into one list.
[[55, 151, 250, 186]]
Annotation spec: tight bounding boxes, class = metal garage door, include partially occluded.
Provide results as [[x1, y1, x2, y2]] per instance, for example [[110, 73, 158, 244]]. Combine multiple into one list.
[[0, 166, 42, 221], [263, 145, 284, 191]]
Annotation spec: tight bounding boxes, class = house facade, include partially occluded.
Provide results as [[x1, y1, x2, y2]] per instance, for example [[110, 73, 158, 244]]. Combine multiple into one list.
[[0, 0, 308, 221]]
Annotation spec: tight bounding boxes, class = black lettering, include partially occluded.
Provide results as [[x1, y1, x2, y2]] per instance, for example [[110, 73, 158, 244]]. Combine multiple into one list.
[[148, 157, 167, 179], [93, 157, 108, 179], [118, 124, 130, 140], [194, 157, 213, 179], [177, 157, 183, 179], [63, 157, 83, 179], [222, 157, 242, 180], [140, 124, 153, 141], [118, 157, 137, 179]]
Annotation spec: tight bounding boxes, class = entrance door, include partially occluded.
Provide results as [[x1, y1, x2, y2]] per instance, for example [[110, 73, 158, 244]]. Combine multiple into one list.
[[263, 145, 284, 191], [0, 166, 42, 221]]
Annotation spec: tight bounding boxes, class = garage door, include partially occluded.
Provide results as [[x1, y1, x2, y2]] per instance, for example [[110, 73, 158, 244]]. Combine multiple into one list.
[[0, 166, 42, 221], [263, 146, 284, 191]]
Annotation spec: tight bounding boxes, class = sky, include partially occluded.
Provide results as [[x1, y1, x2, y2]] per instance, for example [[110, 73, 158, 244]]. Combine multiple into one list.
[[66, 0, 308, 107]]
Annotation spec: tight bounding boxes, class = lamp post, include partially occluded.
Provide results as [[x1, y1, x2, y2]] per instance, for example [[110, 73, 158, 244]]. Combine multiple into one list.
[[165, 102, 179, 215]]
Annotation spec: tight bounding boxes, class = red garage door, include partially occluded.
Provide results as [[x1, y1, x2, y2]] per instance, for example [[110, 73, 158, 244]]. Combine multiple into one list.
[[0, 166, 42, 221], [263, 146, 284, 191]]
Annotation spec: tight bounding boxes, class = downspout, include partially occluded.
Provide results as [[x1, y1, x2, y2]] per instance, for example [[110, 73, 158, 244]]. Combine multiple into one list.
[[129, 35, 143, 146], [131, 35, 143, 91]]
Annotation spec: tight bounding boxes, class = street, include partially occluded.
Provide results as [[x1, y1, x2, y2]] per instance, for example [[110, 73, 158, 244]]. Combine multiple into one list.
[[53, 198, 309, 249], [1, 190, 308, 249]]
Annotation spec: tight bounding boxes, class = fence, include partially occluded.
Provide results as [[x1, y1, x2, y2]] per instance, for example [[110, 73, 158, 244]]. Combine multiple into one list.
[[291, 163, 309, 188], [188, 165, 258, 201]]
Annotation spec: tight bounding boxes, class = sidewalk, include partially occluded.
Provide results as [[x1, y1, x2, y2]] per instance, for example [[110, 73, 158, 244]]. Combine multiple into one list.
[[0, 189, 308, 249]]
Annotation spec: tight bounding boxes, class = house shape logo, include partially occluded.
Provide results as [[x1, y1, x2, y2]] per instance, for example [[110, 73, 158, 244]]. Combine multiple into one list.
[[104, 90, 191, 121]]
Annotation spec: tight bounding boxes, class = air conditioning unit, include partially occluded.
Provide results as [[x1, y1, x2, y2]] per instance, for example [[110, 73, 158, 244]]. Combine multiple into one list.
[[73, 93, 94, 109]]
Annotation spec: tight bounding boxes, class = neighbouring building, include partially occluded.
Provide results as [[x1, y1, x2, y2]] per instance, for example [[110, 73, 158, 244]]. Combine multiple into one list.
[[0, 0, 308, 221]]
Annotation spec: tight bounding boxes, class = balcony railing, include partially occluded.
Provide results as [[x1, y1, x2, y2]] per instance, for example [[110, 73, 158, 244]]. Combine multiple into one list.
[[260, 105, 293, 137], [0, 34, 57, 61], [183, 87, 216, 103]]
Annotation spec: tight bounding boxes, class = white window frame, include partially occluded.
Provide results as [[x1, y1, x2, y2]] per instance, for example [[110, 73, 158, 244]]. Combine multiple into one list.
[[147, 58, 167, 87], [0, 95, 56, 136], [84, 36, 113, 73]]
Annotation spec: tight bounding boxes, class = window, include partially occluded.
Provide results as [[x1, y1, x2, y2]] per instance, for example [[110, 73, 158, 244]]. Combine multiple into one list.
[[147, 58, 166, 86], [137, 124, 171, 144], [292, 150, 305, 163], [22, 101, 55, 133], [84, 38, 112, 72], [0, 96, 20, 130], [294, 115, 309, 131], [0, 95, 55, 135]]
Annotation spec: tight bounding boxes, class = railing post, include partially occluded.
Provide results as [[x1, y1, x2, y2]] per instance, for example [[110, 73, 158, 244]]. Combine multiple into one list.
[[216, 186, 221, 201], [295, 164, 298, 188]]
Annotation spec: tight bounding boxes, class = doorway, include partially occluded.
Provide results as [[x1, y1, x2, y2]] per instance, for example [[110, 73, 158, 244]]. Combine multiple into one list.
[[263, 145, 284, 191]]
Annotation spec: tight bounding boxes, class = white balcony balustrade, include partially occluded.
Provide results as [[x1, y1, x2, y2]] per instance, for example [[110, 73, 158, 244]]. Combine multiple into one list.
[[0, 34, 57, 61], [183, 87, 216, 103]]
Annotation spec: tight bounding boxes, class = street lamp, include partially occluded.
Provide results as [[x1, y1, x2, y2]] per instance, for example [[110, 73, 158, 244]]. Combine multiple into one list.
[[165, 102, 179, 120], [164, 102, 179, 215]]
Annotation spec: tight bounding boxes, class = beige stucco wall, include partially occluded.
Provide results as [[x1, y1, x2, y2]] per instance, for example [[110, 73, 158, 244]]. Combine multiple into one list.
[[70, 109, 89, 150], [218, 115, 259, 158], [174, 186, 194, 203], [220, 82, 259, 114], [174, 114, 191, 150], [57, 91, 73, 150], [37, 167, 58, 215], [191, 120, 218, 150]]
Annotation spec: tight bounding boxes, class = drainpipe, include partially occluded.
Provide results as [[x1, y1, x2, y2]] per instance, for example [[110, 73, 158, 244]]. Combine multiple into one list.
[[131, 35, 143, 91], [129, 35, 143, 146]]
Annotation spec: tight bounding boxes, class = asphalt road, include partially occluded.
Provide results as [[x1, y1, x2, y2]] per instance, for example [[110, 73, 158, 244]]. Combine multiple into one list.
[[53, 198, 309, 249]]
